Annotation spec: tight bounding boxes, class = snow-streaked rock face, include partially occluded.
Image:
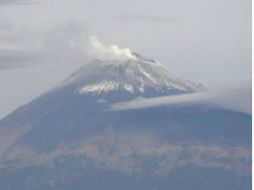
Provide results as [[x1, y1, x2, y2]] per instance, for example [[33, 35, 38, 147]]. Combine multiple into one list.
[[64, 53, 203, 97]]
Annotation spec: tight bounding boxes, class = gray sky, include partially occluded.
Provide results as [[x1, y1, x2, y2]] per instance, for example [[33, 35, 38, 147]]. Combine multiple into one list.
[[0, 0, 251, 118]]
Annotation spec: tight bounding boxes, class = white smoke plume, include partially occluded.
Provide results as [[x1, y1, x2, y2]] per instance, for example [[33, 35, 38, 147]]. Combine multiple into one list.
[[89, 36, 137, 61]]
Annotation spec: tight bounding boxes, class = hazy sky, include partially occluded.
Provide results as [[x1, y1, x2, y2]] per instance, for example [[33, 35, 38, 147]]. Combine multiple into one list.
[[0, 0, 251, 118]]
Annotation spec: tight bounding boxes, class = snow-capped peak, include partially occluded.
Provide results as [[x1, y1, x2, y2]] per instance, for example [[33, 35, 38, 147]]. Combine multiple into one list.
[[64, 53, 203, 97]]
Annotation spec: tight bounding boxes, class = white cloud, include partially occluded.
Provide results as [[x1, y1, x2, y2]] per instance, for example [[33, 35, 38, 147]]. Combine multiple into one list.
[[116, 14, 176, 23], [0, 0, 34, 6], [110, 82, 251, 114], [0, 43, 42, 69], [110, 92, 211, 111]]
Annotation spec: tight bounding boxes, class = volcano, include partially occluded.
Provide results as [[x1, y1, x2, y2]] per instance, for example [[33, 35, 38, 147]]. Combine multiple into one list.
[[0, 53, 251, 190]]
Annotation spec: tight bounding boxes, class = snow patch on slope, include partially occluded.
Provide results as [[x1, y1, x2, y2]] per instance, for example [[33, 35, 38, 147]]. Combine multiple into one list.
[[80, 80, 135, 94]]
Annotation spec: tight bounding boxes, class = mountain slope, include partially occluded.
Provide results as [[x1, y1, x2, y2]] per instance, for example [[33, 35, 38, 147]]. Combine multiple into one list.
[[0, 54, 251, 190]]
